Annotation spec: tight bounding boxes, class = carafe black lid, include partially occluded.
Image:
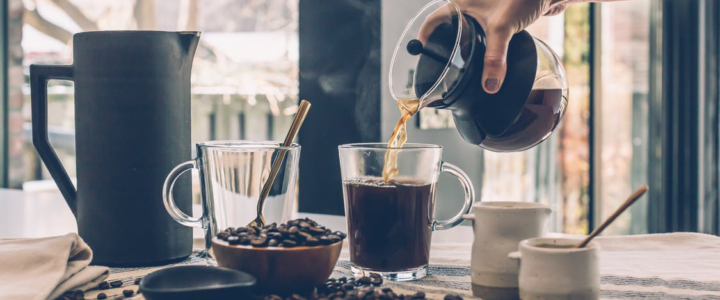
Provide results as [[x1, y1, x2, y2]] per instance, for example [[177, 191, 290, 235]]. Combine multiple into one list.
[[389, 0, 538, 136]]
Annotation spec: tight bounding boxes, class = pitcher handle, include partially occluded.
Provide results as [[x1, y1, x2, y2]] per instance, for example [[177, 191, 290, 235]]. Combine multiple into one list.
[[163, 160, 204, 228], [433, 162, 475, 231], [30, 65, 77, 216]]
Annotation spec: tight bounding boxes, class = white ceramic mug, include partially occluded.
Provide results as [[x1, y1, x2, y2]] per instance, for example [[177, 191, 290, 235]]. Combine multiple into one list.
[[462, 202, 552, 288], [509, 237, 600, 300]]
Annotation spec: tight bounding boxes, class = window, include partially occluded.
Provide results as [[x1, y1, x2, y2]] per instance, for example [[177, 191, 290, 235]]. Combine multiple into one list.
[[597, 1, 652, 235], [481, 2, 654, 235], [11, 0, 299, 200], [3, 0, 717, 234]]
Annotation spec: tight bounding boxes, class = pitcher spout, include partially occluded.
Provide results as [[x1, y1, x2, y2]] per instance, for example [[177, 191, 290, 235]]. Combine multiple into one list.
[[179, 31, 201, 58]]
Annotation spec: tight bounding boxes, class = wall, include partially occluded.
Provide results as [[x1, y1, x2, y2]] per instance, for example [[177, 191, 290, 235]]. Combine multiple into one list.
[[381, 0, 484, 220]]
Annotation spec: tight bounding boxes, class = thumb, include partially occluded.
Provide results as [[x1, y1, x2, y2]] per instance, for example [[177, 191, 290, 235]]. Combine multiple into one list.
[[482, 27, 514, 94]]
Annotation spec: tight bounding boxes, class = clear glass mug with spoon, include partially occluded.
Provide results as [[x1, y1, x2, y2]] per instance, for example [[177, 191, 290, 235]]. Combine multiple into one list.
[[162, 141, 300, 256]]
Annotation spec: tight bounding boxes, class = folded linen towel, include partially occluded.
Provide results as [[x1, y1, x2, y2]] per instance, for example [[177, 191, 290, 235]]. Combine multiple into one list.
[[0, 233, 109, 300]]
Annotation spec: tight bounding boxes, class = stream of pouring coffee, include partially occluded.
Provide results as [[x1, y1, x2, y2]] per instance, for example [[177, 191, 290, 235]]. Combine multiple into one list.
[[382, 98, 420, 182]]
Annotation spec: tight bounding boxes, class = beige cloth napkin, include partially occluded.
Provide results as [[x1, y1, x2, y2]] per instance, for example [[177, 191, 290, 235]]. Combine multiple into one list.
[[0, 233, 109, 300]]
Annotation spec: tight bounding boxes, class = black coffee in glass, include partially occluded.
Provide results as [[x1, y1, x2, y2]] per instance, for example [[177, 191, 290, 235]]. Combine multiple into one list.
[[343, 179, 435, 271]]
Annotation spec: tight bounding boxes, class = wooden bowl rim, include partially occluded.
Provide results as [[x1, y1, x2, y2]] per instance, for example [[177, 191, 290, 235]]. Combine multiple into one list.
[[212, 238, 343, 251]]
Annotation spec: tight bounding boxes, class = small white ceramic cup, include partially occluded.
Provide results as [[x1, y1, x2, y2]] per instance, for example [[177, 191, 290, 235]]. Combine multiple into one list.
[[509, 237, 600, 300]]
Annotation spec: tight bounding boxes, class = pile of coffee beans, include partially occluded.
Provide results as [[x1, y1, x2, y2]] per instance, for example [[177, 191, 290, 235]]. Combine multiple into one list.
[[55, 276, 144, 300], [216, 218, 347, 248], [258, 274, 463, 300]]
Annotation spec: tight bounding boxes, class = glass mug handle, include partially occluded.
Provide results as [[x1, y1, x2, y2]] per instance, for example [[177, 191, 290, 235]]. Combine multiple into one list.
[[162, 160, 204, 228], [432, 161, 475, 231]]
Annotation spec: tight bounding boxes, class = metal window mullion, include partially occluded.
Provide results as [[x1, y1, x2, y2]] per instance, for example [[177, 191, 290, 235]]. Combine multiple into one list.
[[647, 0, 664, 233], [0, 0, 8, 188], [588, 2, 602, 233]]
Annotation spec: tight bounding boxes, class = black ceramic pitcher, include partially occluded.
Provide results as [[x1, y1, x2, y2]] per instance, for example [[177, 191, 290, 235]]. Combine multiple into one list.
[[30, 31, 200, 266]]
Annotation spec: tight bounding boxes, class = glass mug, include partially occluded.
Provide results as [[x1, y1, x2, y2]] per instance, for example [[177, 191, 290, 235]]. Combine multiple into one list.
[[163, 141, 300, 255], [338, 143, 474, 280]]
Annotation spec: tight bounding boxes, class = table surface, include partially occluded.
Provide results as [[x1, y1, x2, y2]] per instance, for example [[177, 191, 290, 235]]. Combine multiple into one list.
[[0, 188, 473, 243], [4, 189, 720, 300]]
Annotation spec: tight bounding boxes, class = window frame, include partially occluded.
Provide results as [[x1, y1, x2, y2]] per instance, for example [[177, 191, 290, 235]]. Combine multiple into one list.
[[1, 0, 8, 188]]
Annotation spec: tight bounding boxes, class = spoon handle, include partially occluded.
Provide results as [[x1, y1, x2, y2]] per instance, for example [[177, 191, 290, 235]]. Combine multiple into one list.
[[576, 184, 649, 248], [255, 100, 312, 218]]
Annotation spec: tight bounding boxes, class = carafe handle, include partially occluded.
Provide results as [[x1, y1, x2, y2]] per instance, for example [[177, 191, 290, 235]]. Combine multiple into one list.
[[30, 65, 77, 216], [432, 162, 475, 230]]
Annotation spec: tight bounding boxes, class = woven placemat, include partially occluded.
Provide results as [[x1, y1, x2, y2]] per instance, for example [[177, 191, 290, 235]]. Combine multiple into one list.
[[81, 249, 720, 300]]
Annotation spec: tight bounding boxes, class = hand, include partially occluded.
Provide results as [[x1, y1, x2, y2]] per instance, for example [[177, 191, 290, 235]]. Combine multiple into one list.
[[420, 0, 568, 94]]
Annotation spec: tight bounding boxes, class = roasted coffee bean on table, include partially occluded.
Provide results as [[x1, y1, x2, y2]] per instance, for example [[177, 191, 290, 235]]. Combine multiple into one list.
[[216, 218, 347, 248], [122, 289, 134, 297], [110, 280, 123, 288], [256, 274, 463, 300]]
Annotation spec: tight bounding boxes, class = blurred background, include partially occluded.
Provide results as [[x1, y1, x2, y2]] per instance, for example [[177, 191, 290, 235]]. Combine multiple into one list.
[[1, 0, 718, 235]]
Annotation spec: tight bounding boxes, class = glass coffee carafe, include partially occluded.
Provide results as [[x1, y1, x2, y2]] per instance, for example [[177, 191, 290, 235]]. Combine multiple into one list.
[[389, 0, 569, 152]]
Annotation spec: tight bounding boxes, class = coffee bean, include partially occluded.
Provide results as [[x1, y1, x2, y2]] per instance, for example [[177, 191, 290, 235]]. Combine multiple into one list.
[[217, 231, 230, 240], [288, 226, 299, 234], [369, 273, 381, 279], [110, 280, 123, 288], [357, 276, 372, 285], [96, 293, 107, 300], [250, 238, 268, 247], [134, 277, 142, 285], [413, 291, 426, 299], [370, 277, 383, 286], [298, 231, 312, 241], [328, 234, 341, 243], [319, 236, 333, 245], [309, 227, 325, 235], [98, 281, 109, 289], [305, 237, 319, 246], [268, 239, 279, 247], [282, 239, 297, 247], [227, 227, 236, 233], [71, 290, 84, 300], [122, 289, 134, 297], [227, 236, 241, 245], [444, 294, 464, 300]]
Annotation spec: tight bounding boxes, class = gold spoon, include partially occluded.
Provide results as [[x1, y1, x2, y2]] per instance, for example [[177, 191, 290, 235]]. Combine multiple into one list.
[[576, 184, 649, 248], [247, 100, 311, 228]]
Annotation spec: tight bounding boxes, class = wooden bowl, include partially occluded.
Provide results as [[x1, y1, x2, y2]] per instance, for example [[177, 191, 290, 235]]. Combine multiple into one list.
[[212, 238, 342, 292]]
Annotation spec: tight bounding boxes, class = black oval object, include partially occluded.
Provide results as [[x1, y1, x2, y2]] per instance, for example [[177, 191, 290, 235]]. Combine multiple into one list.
[[140, 265, 256, 300]]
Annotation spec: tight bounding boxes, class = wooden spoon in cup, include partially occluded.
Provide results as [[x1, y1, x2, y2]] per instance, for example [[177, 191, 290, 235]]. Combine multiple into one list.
[[247, 100, 311, 228], [576, 184, 649, 248]]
